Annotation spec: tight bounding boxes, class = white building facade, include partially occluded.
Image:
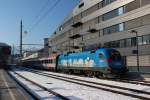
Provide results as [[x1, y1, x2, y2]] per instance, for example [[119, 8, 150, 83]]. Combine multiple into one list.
[[48, 0, 150, 72]]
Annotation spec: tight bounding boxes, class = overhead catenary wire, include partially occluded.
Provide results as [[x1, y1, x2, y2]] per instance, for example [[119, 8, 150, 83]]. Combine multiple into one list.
[[28, 0, 60, 32], [28, 0, 51, 29]]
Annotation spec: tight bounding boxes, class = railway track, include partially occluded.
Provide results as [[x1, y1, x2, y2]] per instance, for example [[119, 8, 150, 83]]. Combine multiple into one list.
[[106, 78, 150, 86], [21, 67, 150, 86], [7, 71, 39, 100], [19, 68, 150, 100], [8, 70, 70, 100], [24, 67, 150, 86]]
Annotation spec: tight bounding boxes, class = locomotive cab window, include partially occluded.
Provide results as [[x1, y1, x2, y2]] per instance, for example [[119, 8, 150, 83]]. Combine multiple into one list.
[[109, 50, 121, 60]]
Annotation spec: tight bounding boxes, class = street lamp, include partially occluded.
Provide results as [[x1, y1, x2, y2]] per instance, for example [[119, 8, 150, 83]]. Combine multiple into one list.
[[79, 42, 85, 52], [130, 30, 139, 72]]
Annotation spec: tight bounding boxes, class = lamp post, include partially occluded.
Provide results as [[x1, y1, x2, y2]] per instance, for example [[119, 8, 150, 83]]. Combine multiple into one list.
[[19, 20, 23, 66], [79, 42, 85, 52], [131, 30, 139, 72]]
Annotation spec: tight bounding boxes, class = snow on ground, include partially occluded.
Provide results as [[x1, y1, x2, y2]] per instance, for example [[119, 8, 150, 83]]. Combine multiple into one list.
[[30, 67, 150, 93], [9, 71, 61, 100], [10, 67, 140, 100]]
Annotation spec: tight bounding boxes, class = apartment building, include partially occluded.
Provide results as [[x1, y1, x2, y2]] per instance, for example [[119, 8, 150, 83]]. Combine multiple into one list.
[[48, 0, 150, 72]]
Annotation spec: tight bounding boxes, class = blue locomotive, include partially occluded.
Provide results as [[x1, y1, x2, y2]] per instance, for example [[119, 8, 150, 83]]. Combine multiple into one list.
[[57, 48, 128, 76]]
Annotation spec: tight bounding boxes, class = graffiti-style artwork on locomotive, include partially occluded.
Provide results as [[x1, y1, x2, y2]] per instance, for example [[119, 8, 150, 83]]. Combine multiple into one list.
[[57, 48, 128, 75]]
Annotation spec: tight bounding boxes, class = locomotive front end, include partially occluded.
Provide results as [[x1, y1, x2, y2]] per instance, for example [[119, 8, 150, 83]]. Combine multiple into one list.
[[107, 49, 128, 75]]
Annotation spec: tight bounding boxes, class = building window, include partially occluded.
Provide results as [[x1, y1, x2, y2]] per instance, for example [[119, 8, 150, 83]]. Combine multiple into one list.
[[131, 37, 137, 46], [143, 35, 150, 45], [102, 0, 116, 7], [120, 39, 126, 48], [79, 3, 84, 8], [103, 7, 124, 21], [98, 2, 102, 9], [104, 34, 150, 49], [103, 23, 124, 35], [59, 26, 63, 31], [126, 38, 131, 47], [115, 41, 120, 48], [124, 0, 140, 13], [138, 36, 143, 45], [119, 23, 124, 31]]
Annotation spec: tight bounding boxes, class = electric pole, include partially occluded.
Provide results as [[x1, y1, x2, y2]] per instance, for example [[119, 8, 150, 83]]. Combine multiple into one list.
[[20, 20, 23, 58]]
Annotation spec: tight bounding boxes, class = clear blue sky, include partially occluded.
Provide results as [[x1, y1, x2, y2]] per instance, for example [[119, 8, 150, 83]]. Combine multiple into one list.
[[0, 0, 80, 48]]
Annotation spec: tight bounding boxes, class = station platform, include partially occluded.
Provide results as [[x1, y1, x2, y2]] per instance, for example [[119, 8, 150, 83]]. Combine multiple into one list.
[[0, 68, 30, 100]]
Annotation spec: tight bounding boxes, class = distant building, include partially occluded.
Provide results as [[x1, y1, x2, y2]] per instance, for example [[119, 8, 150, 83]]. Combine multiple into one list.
[[22, 38, 50, 60], [43, 38, 49, 56], [22, 49, 44, 61], [48, 0, 150, 72]]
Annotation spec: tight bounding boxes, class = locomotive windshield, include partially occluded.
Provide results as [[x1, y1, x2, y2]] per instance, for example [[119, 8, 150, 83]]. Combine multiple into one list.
[[109, 50, 121, 60]]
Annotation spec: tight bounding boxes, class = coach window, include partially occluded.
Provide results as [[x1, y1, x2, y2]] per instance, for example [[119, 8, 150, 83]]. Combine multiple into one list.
[[50, 60, 52, 63], [143, 35, 150, 45]]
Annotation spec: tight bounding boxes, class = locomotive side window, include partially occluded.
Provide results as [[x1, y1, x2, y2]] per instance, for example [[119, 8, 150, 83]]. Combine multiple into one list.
[[99, 53, 105, 60], [50, 60, 52, 63]]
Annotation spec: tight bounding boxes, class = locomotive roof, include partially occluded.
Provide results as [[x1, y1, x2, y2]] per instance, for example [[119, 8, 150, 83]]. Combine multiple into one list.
[[60, 48, 117, 56], [0, 42, 10, 47]]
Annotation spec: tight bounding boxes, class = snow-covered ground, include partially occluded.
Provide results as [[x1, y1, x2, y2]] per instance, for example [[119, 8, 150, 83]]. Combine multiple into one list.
[[34, 68, 150, 93], [9, 71, 61, 100], [9, 67, 145, 100]]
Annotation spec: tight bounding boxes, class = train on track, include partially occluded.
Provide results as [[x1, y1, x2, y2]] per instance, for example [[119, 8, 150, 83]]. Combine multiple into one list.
[[22, 48, 128, 77], [0, 43, 11, 67]]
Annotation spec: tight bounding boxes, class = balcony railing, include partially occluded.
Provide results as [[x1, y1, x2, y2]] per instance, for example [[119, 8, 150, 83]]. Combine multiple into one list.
[[72, 21, 83, 28]]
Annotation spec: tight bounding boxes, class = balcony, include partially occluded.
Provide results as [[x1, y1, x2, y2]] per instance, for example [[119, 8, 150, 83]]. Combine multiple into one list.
[[87, 26, 98, 33], [72, 21, 83, 28], [69, 34, 81, 39]]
